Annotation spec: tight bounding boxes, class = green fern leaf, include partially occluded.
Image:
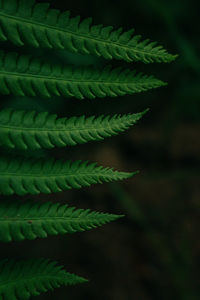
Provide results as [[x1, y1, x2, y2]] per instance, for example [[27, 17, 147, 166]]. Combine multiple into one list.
[[0, 108, 148, 150], [0, 157, 137, 195], [0, 259, 87, 300], [0, 1, 177, 63], [0, 201, 123, 242], [0, 51, 166, 98]]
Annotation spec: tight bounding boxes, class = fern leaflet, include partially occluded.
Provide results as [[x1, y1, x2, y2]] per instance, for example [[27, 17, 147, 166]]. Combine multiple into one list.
[[0, 259, 87, 300], [0, 0, 177, 296], [0, 51, 166, 99], [0, 157, 137, 195], [0, 108, 148, 150], [0, 201, 123, 242], [0, 0, 177, 63]]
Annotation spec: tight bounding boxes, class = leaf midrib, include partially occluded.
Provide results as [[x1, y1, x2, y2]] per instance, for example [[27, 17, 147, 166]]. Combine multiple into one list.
[[0, 171, 125, 178], [0, 70, 157, 85], [0, 215, 106, 222], [0, 117, 133, 132]]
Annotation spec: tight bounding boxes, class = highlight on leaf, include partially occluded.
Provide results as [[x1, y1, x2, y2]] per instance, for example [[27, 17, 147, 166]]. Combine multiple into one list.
[[0, 200, 123, 242], [0, 259, 87, 300], [0, 108, 149, 150], [0, 157, 138, 196], [0, 0, 177, 63], [0, 51, 166, 99]]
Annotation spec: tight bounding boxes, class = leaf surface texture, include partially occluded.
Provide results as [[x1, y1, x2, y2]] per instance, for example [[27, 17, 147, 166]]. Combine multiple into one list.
[[0, 52, 166, 98], [0, 1, 176, 63], [0, 157, 137, 195], [0, 201, 123, 242], [0, 259, 87, 300], [0, 108, 148, 150]]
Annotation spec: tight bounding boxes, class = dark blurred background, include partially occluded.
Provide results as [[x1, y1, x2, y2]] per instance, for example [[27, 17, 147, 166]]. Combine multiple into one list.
[[0, 0, 200, 299]]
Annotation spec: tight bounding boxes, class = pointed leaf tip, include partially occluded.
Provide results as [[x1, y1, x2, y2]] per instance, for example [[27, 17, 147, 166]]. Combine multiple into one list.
[[125, 171, 139, 179], [143, 108, 150, 114], [133, 170, 140, 176]]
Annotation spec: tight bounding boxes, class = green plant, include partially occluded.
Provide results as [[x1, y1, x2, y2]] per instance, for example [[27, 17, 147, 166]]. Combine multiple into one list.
[[0, 0, 176, 298]]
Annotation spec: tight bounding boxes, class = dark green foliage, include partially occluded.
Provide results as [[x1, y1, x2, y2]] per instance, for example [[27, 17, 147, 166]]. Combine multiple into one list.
[[0, 108, 148, 150], [0, 51, 165, 99], [0, 201, 123, 242], [0, 157, 137, 195], [0, 0, 176, 298], [0, 0, 176, 63], [0, 259, 87, 300]]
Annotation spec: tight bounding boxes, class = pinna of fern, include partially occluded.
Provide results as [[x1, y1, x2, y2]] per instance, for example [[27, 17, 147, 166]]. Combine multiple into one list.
[[0, 0, 177, 63], [0, 200, 123, 242], [0, 157, 137, 195], [0, 108, 148, 150], [0, 258, 87, 300], [0, 51, 166, 99]]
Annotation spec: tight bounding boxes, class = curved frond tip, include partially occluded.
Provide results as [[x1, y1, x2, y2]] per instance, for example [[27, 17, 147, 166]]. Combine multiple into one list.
[[0, 1, 177, 63], [0, 108, 149, 150], [0, 259, 87, 300], [0, 157, 138, 195], [0, 201, 124, 242], [0, 51, 166, 99]]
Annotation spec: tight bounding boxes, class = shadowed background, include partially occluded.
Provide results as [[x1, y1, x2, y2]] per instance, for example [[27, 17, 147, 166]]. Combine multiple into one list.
[[0, 0, 199, 299]]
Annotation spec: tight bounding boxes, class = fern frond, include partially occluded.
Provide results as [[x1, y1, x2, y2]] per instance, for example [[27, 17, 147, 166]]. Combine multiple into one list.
[[0, 108, 148, 150], [0, 51, 166, 99], [0, 1, 177, 63], [0, 157, 137, 195], [0, 201, 123, 242], [0, 259, 87, 300]]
